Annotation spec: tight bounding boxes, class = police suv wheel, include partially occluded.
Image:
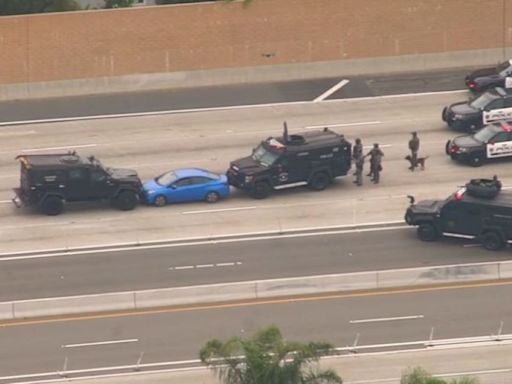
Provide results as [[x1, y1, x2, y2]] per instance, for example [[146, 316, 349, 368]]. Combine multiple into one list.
[[115, 190, 138, 211], [154, 195, 167, 207], [417, 223, 438, 242], [205, 191, 220, 203], [469, 155, 483, 167], [250, 182, 271, 199], [41, 196, 64, 216], [481, 231, 505, 251], [309, 172, 330, 191]]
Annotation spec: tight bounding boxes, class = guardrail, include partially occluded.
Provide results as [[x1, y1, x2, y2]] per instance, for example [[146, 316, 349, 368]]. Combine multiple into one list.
[[1, 260, 511, 321]]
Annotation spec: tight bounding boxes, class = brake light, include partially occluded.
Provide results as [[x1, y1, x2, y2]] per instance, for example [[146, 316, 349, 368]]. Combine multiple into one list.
[[501, 121, 512, 132], [449, 143, 458, 154], [468, 82, 476, 89]]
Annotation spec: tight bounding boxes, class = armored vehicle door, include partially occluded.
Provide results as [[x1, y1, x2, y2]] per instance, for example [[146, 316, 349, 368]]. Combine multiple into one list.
[[65, 168, 91, 201], [90, 168, 116, 198], [440, 201, 480, 236]]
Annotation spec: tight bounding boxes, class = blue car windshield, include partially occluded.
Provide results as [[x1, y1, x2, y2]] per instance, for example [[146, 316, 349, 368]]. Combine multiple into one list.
[[252, 144, 279, 167], [469, 92, 495, 109], [156, 171, 178, 186]]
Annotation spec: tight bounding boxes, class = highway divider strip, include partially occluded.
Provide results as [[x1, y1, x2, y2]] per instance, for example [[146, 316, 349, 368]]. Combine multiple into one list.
[[0, 220, 406, 259], [0, 260, 510, 321]]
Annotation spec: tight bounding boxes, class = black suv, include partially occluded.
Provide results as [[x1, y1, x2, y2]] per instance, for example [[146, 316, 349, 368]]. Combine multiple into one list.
[[227, 124, 352, 199], [465, 60, 512, 92], [442, 87, 512, 132], [12, 152, 143, 215], [405, 177, 511, 250], [445, 121, 512, 167]]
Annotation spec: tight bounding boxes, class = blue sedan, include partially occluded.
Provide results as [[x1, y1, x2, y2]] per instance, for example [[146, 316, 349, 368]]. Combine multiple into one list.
[[143, 168, 230, 207]]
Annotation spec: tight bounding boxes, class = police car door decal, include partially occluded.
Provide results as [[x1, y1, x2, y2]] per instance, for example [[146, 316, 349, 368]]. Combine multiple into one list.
[[486, 128, 512, 158], [483, 107, 512, 124]]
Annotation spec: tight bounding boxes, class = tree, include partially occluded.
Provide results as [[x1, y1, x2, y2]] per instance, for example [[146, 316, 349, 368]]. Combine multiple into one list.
[[401, 367, 479, 384], [104, 0, 135, 8], [0, 0, 80, 15], [199, 325, 342, 384]]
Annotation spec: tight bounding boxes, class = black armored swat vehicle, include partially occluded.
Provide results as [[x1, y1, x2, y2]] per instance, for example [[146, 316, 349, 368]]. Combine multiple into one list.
[[227, 123, 352, 199], [405, 177, 512, 250], [12, 152, 143, 215]]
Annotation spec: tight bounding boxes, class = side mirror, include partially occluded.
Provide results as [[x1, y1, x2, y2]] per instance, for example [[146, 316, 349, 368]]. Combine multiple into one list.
[[169, 184, 177, 189]]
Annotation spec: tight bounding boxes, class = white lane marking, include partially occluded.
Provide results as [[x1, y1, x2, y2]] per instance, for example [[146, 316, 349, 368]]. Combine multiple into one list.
[[0, 224, 410, 261], [363, 144, 392, 149], [350, 315, 424, 324], [0, 200, 11, 204], [174, 265, 194, 270], [313, 79, 350, 102], [0, 129, 36, 136], [182, 206, 257, 215], [169, 261, 242, 270], [22, 144, 97, 152], [305, 121, 382, 129], [62, 339, 138, 348], [0, 89, 468, 128]]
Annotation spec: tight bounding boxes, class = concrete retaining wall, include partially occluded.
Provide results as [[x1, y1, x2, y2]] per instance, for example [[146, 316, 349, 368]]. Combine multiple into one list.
[[1, 260, 511, 321]]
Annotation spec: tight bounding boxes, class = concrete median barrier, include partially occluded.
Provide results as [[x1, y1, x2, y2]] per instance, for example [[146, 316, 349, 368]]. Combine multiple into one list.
[[498, 261, 512, 279], [377, 263, 501, 288], [12, 291, 134, 319], [256, 272, 378, 298], [135, 282, 257, 308], [0, 302, 14, 321], [2, 261, 512, 320]]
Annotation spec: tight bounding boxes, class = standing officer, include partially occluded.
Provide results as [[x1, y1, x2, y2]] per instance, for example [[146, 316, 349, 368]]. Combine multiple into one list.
[[366, 143, 384, 184], [352, 138, 363, 176], [353, 154, 364, 186], [408, 132, 420, 170]]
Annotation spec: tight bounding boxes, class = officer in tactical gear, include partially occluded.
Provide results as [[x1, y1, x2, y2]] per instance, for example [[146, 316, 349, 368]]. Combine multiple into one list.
[[408, 132, 420, 170], [352, 138, 363, 176], [365, 143, 384, 184], [353, 154, 364, 186]]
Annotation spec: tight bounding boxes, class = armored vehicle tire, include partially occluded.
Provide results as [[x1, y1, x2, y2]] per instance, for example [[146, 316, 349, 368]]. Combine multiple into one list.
[[417, 223, 438, 242], [154, 195, 167, 207], [309, 172, 330, 191], [469, 154, 483, 167], [114, 190, 138, 211], [250, 182, 271, 199], [481, 231, 505, 251], [41, 196, 64, 216], [205, 191, 220, 203]]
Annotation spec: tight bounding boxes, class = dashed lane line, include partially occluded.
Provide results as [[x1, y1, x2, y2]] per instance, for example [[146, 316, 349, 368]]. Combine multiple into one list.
[[169, 261, 242, 271]]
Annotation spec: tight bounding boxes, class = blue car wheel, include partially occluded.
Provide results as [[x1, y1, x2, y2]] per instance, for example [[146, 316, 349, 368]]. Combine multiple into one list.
[[205, 191, 220, 203], [154, 195, 167, 207]]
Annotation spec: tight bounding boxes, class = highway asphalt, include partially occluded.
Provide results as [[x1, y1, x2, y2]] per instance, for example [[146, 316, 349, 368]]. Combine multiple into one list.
[[0, 228, 510, 301], [0, 281, 510, 380], [0, 68, 466, 123]]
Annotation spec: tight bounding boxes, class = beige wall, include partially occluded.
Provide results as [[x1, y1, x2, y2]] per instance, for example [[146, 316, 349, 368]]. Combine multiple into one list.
[[0, 0, 510, 85]]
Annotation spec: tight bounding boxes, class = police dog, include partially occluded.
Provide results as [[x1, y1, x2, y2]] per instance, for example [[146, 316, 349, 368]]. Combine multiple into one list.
[[405, 154, 428, 171]]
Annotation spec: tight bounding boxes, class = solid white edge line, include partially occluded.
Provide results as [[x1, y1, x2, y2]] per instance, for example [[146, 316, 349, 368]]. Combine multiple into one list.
[[0, 89, 468, 128], [0, 200, 11, 204], [21, 144, 97, 152], [349, 315, 424, 324], [182, 206, 257, 214], [62, 339, 138, 348], [305, 121, 382, 129], [313, 79, 350, 102]]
